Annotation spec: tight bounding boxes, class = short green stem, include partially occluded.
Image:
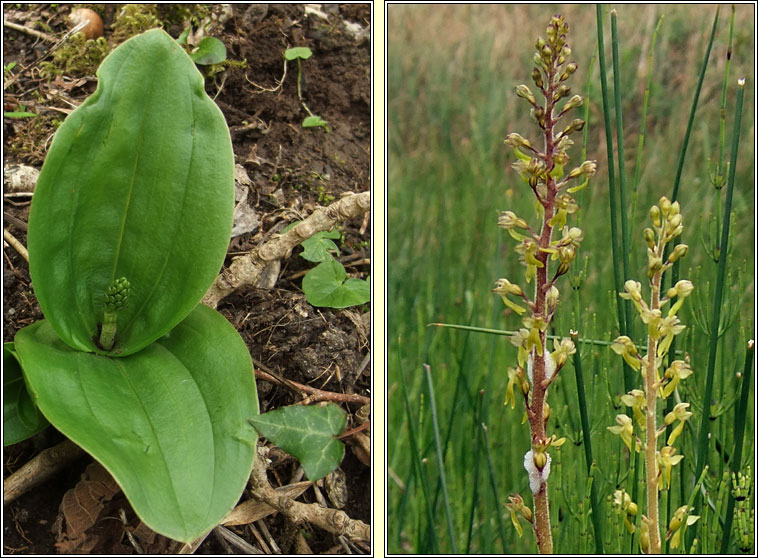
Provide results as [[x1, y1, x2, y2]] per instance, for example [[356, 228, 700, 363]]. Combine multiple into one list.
[[99, 311, 118, 351]]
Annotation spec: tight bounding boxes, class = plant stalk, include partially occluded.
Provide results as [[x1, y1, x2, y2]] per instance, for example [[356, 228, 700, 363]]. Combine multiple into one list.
[[644, 267, 663, 554]]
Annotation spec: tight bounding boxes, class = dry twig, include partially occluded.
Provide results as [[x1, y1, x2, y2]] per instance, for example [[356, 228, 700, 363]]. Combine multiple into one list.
[[4, 439, 84, 504], [249, 446, 370, 543], [4, 228, 29, 262]]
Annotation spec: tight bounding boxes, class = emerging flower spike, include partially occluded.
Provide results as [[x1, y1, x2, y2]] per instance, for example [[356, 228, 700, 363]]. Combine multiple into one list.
[[610, 196, 694, 554], [100, 276, 130, 351]]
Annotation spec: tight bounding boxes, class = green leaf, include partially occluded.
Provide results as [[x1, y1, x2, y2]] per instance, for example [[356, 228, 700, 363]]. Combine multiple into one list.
[[3, 343, 49, 445], [248, 403, 346, 481], [302, 258, 370, 308], [3, 111, 37, 118], [302, 115, 329, 131], [176, 28, 189, 45], [14, 304, 258, 543], [300, 230, 341, 263], [27, 29, 234, 357], [190, 36, 227, 65], [284, 46, 312, 61]]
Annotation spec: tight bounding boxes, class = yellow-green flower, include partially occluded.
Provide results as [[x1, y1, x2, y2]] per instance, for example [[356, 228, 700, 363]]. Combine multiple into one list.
[[620, 389, 646, 428], [666, 505, 699, 549], [610, 335, 642, 371], [658, 446, 684, 490], [657, 314, 686, 356], [505, 494, 533, 538], [608, 414, 636, 452], [551, 336, 575, 370], [493, 278, 528, 315], [514, 238, 543, 283], [664, 402, 692, 446]]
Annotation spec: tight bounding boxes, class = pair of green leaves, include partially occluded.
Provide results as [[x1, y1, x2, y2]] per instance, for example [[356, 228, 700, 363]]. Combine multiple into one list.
[[298, 229, 370, 308], [8, 29, 255, 543], [7, 28, 350, 543]]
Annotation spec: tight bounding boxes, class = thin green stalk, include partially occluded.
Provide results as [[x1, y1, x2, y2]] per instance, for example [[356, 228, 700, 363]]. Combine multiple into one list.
[[720, 340, 755, 553], [399, 364, 440, 553], [570, 330, 603, 553], [629, 14, 664, 250], [481, 421, 509, 552], [430, 322, 671, 352], [423, 363, 457, 553], [671, 7, 720, 202], [693, 77, 745, 505], [595, 5, 627, 359], [610, 10, 631, 286], [465, 390, 485, 553]]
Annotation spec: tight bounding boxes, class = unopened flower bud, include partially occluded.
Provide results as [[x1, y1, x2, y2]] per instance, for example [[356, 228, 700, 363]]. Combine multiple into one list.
[[515, 84, 536, 105], [649, 205, 661, 227], [622, 280, 643, 302], [567, 158, 596, 179], [643, 227, 656, 248], [560, 62, 578, 82], [532, 449, 548, 470], [546, 285, 560, 310], [668, 243, 689, 263], [504, 132, 532, 150], [498, 210, 528, 230], [493, 278, 524, 297], [659, 196, 672, 216], [532, 67, 544, 89], [667, 279, 694, 299], [552, 84, 571, 102], [560, 118, 585, 137]]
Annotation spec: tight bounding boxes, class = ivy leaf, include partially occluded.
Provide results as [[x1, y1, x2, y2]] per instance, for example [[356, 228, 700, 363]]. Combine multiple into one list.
[[302, 258, 369, 308], [3, 343, 49, 445], [190, 36, 227, 65], [300, 230, 341, 263], [248, 403, 346, 481]]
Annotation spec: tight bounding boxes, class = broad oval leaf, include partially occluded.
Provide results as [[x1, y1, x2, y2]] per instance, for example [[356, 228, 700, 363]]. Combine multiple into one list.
[[248, 403, 346, 481], [3, 343, 49, 445], [14, 304, 258, 543], [27, 29, 234, 356]]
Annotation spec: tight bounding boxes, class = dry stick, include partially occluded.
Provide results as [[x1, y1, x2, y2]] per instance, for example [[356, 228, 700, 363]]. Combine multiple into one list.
[[2, 19, 57, 42], [202, 191, 370, 308], [4, 228, 29, 262], [254, 366, 370, 406], [3, 439, 85, 504], [249, 447, 370, 542]]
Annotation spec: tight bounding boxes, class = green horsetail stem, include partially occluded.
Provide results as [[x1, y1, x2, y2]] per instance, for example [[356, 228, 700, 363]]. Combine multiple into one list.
[[99, 277, 130, 351]]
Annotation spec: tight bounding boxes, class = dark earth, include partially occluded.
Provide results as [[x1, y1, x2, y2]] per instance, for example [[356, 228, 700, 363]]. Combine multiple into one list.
[[3, 4, 371, 554]]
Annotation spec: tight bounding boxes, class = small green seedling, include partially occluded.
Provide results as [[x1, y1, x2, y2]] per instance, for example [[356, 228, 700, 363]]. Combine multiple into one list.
[[296, 229, 370, 309], [284, 46, 330, 132], [5, 28, 348, 542]]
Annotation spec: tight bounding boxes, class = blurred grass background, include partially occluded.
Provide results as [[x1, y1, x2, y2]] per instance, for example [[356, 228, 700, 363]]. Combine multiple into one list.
[[387, 4, 754, 554]]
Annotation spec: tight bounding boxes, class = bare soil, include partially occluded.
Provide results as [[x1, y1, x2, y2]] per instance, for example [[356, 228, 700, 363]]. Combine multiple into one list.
[[3, 4, 371, 554]]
